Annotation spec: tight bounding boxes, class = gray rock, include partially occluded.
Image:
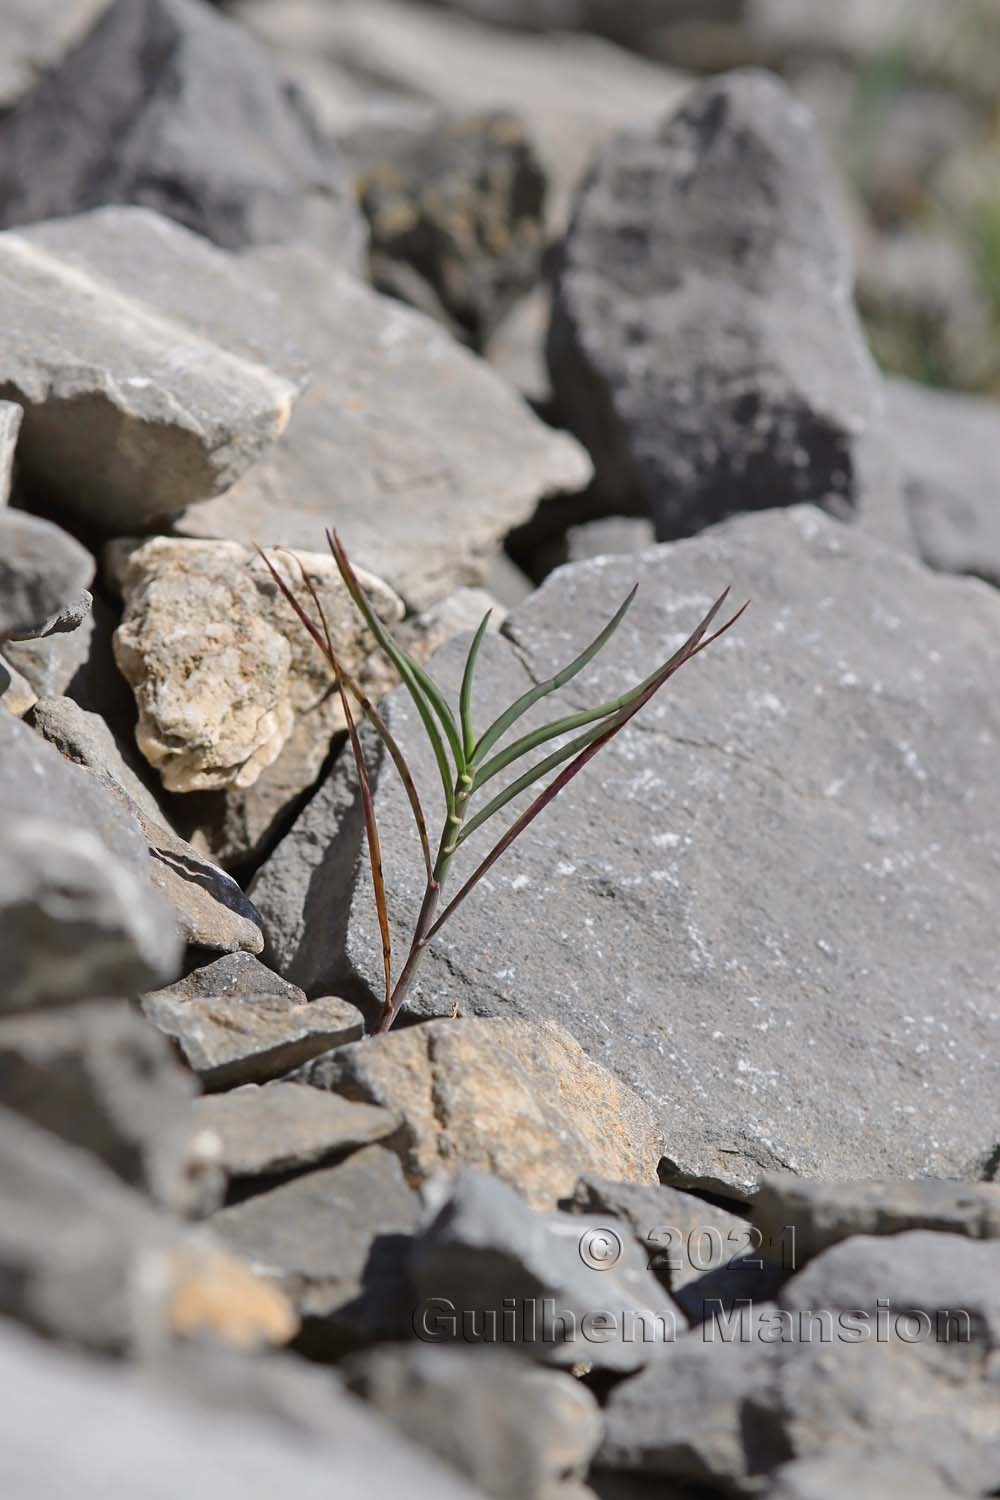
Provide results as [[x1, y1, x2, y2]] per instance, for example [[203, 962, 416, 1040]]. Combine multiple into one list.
[[409, 1170, 684, 1371], [0, 0, 365, 266], [777, 1230, 1000, 1355], [297, 1017, 663, 1211], [257, 505, 1000, 1194], [149, 951, 304, 1005], [548, 70, 911, 552], [0, 1000, 223, 1216], [210, 1144, 420, 1352], [29, 695, 265, 953], [0, 1104, 295, 1355], [345, 109, 547, 347], [176, 242, 591, 610], [0, 656, 36, 717], [600, 1328, 1000, 1493], [141, 989, 363, 1090], [0, 709, 181, 1008], [343, 1343, 602, 1499], [0, 511, 94, 643], [192, 1082, 398, 1180], [765, 1453, 959, 1500], [565, 517, 657, 565], [888, 376, 1000, 588], [754, 1176, 1000, 1269], [0, 208, 305, 530], [485, 286, 552, 406], [0, 0, 109, 111], [564, 1175, 754, 1293], [4, 588, 109, 700], [0, 400, 22, 503], [0, 1321, 488, 1500]]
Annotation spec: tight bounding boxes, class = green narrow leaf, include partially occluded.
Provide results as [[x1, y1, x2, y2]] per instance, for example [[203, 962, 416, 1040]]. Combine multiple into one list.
[[327, 529, 466, 778], [456, 716, 611, 848], [425, 588, 748, 943], [326, 530, 458, 815], [256, 544, 436, 883], [459, 610, 492, 762], [472, 585, 637, 765]]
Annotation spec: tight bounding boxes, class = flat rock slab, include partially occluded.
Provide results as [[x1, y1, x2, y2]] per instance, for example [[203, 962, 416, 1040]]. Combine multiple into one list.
[[256, 506, 1000, 1194], [175, 243, 591, 610], [0, 208, 304, 530], [0, 0, 364, 264], [299, 1016, 662, 1210], [889, 374, 1000, 587], [192, 1082, 398, 1180], [141, 990, 363, 1092]]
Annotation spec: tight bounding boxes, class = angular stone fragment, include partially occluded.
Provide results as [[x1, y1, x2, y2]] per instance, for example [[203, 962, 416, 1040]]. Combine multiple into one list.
[[142, 990, 363, 1090], [766, 1453, 958, 1500], [754, 1176, 1000, 1269], [150, 951, 303, 1005], [0, 510, 94, 643], [30, 695, 264, 953], [0, 656, 36, 717], [0, 1001, 223, 1216], [0, 209, 305, 529], [0, 1105, 295, 1355], [300, 1018, 662, 1211], [343, 1343, 602, 1500], [889, 375, 1000, 587], [109, 536, 403, 792], [192, 1082, 398, 1181], [261, 506, 1000, 1194], [0, 0, 364, 264], [176, 244, 591, 610], [210, 1144, 420, 1351], [0, 399, 22, 503], [548, 70, 911, 550], [410, 1170, 684, 1371], [0, 1, 110, 110]]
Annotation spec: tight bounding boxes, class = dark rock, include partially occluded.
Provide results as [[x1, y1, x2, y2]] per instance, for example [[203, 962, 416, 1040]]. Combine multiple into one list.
[[0, 1104, 295, 1354], [0, 710, 181, 1009], [296, 1017, 662, 1210], [141, 989, 364, 1091], [210, 1144, 421, 1352], [548, 70, 911, 551], [343, 1342, 602, 1499], [888, 375, 1000, 588], [0, 511, 94, 644], [344, 109, 547, 347], [0, 1320, 488, 1500], [30, 695, 265, 953], [254, 505, 1000, 1194], [409, 1169, 684, 1371], [192, 1082, 398, 1181], [0, 1000, 223, 1216], [0, 0, 365, 265], [0, 208, 305, 530], [754, 1176, 1000, 1270], [175, 241, 591, 610]]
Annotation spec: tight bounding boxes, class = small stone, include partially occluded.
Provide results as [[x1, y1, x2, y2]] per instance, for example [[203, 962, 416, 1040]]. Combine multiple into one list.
[[565, 517, 657, 565], [0, 399, 22, 503], [29, 695, 264, 954], [142, 990, 364, 1090], [109, 536, 403, 793], [0, 655, 37, 717], [410, 1170, 684, 1372], [343, 1343, 602, 1499], [0, 0, 365, 264], [210, 1144, 420, 1352], [754, 1176, 1000, 1270], [192, 1082, 398, 1180], [766, 1453, 959, 1500], [0, 1000, 223, 1218], [0, 208, 305, 530], [299, 1017, 663, 1210], [150, 952, 305, 1005], [175, 242, 591, 611], [0, 510, 94, 643]]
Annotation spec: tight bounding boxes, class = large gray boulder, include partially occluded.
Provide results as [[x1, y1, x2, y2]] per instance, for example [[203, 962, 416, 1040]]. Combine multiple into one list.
[[176, 243, 591, 610], [0, 0, 364, 265], [548, 70, 911, 551], [0, 209, 305, 530], [252, 505, 1000, 1195]]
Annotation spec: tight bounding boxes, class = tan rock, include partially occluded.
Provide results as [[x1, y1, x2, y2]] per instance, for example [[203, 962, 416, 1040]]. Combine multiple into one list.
[[300, 1016, 663, 1210], [166, 1241, 298, 1351], [110, 537, 403, 793]]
